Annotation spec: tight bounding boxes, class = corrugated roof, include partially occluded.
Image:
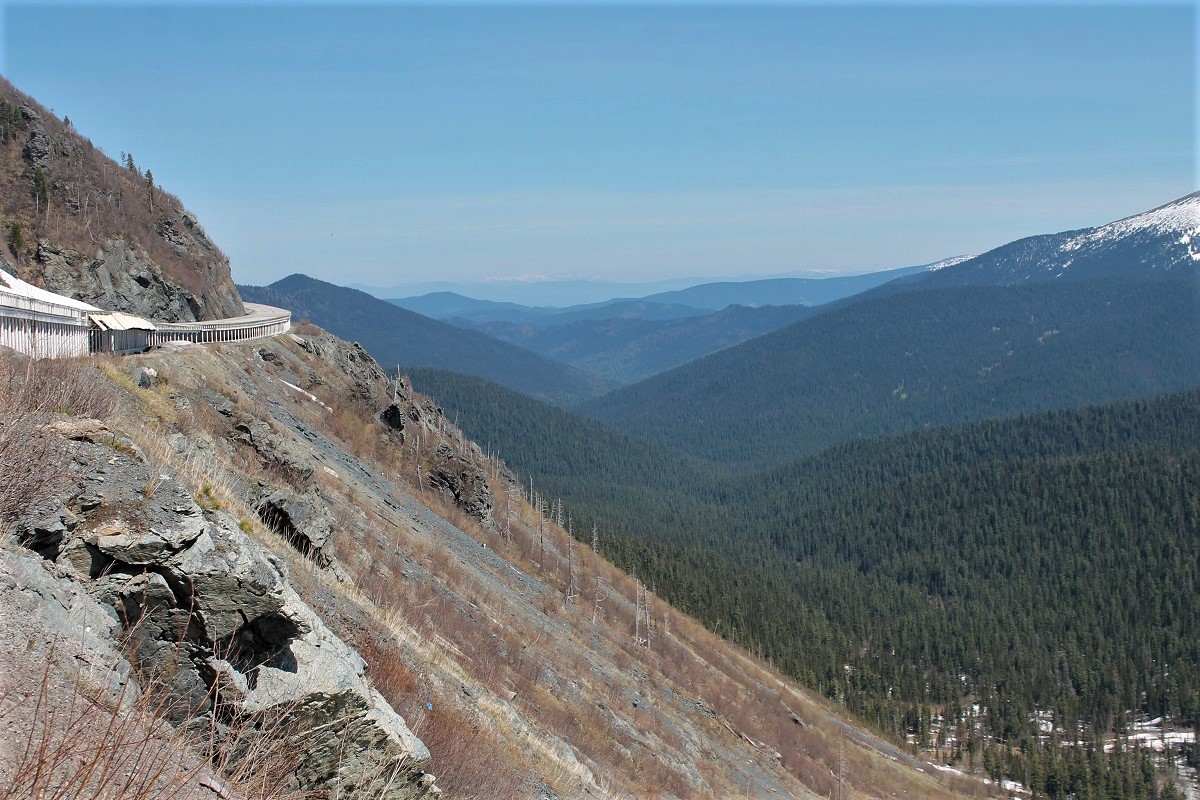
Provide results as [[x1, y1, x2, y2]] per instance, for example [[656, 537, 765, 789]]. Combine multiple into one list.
[[89, 312, 156, 331]]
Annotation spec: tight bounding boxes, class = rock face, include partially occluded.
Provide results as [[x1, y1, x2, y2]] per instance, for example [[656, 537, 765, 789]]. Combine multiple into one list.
[[427, 442, 494, 525], [1, 77, 245, 323], [256, 488, 335, 566], [36, 236, 242, 323], [20, 105, 52, 171], [11, 430, 438, 799]]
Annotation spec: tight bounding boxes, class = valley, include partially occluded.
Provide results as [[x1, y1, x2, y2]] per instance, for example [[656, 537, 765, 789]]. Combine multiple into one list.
[[402, 194, 1199, 799], [2, 14, 1197, 799]]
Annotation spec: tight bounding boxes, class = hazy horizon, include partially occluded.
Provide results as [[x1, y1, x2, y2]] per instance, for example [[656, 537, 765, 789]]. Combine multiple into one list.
[[3, 3, 1194, 292]]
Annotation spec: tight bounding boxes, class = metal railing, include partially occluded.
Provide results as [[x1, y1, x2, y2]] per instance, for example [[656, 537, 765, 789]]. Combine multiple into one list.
[[150, 304, 292, 346]]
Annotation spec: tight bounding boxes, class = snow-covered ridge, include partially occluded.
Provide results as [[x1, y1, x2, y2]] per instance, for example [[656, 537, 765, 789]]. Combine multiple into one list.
[[926, 254, 975, 271], [1062, 192, 1200, 257]]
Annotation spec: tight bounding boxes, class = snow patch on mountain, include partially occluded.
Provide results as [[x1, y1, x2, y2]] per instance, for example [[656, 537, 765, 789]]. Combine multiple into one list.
[[926, 255, 975, 271], [1062, 192, 1200, 255]]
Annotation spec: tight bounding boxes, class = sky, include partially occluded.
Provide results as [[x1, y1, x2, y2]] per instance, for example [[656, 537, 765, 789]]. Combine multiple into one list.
[[1, 2, 1195, 297]]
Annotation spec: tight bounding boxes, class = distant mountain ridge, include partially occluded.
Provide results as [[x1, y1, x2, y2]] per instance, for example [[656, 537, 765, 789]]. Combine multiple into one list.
[[392, 261, 955, 385], [239, 274, 617, 406], [634, 261, 940, 309], [392, 260, 945, 324], [391, 291, 539, 322], [461, 303, 819, 385], [579, 192, 1200, 466], [888, 191, 1199, 291]]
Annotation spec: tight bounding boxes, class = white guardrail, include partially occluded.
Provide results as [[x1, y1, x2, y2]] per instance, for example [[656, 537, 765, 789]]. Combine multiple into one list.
[[0, 290, 92, 323], [0, 290, 92, 358], [0, 293, 292, 358], [150, 303, 292, 346]]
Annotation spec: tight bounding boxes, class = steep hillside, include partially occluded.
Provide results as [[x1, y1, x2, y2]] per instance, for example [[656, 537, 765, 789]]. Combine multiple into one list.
[[0, 335, 984, 800], [239, 274, 618, 406], [582, 275, 1199, 466], [0, 77, 243, 321], [459, 304, 818, 384], [606, 390, 1200, 785], [412, 365, 1200, 794]]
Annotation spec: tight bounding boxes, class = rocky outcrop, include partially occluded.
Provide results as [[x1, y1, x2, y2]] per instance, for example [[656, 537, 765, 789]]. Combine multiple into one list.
[[1, 77, 245, 323], [11, 428, 438, 799], [427, 442, 494, 525], [35, 236, 242, 323], [255, 487, 334, 566], [379, 403, 408, 435], [212, 401, 315, 487], [294, 336, 386, 404], [20, 105, 52, 171]]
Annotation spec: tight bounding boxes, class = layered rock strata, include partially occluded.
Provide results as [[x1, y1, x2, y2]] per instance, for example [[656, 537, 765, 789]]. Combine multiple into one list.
[[9, 423, 438, 799]]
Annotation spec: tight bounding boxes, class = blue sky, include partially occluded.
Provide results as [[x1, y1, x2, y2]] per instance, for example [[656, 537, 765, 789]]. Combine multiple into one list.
[[2, 2, 1195, 293]]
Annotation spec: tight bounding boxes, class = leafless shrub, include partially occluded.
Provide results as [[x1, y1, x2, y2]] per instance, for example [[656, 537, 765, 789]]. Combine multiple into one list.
[[357, 633, 529, 800], [0, 633, 329, 800]]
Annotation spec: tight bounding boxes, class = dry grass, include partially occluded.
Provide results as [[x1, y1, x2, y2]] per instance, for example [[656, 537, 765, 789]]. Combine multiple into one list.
[[0, 639, 319, 800], [0, 355, 117, 525], [357, 626, 531, 800]]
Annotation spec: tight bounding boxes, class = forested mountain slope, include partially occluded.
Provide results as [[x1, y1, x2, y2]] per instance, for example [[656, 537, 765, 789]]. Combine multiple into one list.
[[609, 394, 1200, 765], [414, 368, 1200, 783], [239, 274, 617, 406], [580, 275, 1199, 466]]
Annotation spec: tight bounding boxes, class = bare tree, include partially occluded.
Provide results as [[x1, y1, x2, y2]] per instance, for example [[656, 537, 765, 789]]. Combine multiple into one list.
[[633, 571, 642, 646], [565, 524, 578, 605], [592, 574, 605, 626], [537, 497, 546, 569]]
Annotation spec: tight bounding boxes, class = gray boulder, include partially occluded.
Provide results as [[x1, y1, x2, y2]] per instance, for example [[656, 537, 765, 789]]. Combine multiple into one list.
[[231, 418, 314, 486], [428, 442, 494, 525], [13, 436, 438, 799], [243, 588, 434, 796], [256, 488, 335, 566], [0, 548, 131, 707]]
